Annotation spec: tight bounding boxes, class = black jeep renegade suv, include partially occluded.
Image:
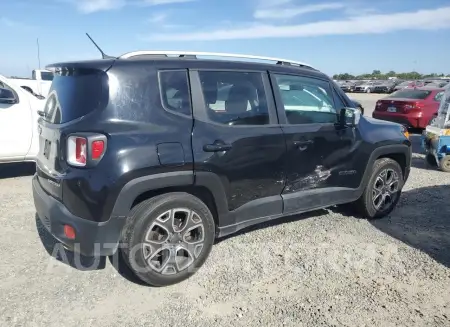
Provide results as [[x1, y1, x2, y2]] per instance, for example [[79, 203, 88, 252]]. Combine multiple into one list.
[[32, 52, 411, 286]]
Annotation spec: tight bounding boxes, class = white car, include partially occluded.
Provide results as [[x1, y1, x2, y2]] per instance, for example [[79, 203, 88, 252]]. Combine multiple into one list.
[[9, 69, 53, 98], [0, 74, 46, 163]]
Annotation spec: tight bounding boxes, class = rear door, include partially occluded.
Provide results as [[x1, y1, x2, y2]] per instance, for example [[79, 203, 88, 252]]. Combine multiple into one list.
[[189, 69, 286, 227], [270, 72, 358, 214]]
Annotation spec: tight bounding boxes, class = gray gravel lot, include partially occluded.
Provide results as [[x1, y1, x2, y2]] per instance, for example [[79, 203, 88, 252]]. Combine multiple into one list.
[[1, 93, 449, 327]]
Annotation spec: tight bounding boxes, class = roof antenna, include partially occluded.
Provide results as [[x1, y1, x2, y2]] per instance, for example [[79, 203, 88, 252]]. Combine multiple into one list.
[[85, 33, 115, 59]]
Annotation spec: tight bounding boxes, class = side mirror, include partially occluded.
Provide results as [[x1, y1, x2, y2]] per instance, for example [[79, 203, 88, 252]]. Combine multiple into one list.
[[0, 87, 17, 104], [338, 107, 360, 127]]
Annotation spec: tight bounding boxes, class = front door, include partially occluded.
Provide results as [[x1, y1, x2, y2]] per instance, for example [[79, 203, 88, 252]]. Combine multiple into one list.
[[0, 80, 33, 161], [190, 69, 286, 228], [270, 72, 357, 214]]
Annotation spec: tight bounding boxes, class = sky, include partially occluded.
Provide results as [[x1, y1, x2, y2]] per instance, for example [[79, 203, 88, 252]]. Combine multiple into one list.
[[1, 0, 450, 77]]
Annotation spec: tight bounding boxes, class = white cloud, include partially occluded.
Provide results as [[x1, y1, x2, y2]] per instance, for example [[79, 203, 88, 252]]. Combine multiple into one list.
[[254, 2, 345, 20], [141, 0, 196, 5], [147, 12, 168, 23], [68, 0, 194, 13], [73, 0, 126, 13], [0, 17, 35, 30], [142, 6, 450, 41]]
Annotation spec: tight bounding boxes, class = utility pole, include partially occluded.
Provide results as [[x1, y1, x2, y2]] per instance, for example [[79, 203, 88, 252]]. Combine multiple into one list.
[[37, 38, 41, 69]]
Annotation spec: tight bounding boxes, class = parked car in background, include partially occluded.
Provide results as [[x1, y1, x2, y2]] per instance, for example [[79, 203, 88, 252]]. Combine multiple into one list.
[[393, 80, 413, 92], [0, 74, 45, 163], [354, 81, 383, 93], [340, 82, 355, 92], [8, 69, 53, 98], [421, 81, 449, 89], [372, 81, 397, 94], [372, 87, 445, 129]]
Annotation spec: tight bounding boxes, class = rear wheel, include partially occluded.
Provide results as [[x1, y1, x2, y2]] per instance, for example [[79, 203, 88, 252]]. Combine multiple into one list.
[[439, 156, 450, 173], [353, 158, 403, 219], [120, 192, 215, 286]]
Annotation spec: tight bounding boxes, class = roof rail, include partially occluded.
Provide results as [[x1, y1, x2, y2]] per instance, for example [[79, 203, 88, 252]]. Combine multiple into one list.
[[118, 50, 314, 69]]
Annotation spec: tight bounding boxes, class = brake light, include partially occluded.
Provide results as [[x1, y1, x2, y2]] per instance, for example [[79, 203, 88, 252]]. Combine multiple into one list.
[[67, 136, 87, 166], [67, 134, 107, 167], [91, 140, 105, 160], [404, 102, 424, 110]]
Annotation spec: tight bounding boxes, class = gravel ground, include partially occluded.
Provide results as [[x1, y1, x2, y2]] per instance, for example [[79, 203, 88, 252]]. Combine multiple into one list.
[[1, 93, 449, 327]]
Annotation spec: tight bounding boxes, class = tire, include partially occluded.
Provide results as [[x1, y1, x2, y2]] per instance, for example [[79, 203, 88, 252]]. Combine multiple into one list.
[[425, 153, 437, 167], [439, 156, 450, 173], [353, 158, 403, 219], [119, 192, 215, 287]]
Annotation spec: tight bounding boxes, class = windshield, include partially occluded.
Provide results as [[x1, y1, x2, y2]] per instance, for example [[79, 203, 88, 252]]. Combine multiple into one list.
[[388, 89, 431, 99]]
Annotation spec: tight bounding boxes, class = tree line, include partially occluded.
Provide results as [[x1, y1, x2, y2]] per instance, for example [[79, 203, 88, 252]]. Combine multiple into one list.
[[332, 70, 449, 80]]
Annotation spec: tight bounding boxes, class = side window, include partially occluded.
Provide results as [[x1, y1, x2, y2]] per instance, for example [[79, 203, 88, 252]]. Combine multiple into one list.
[[435, 91, 444, 102], [274, 74, 337, 125], [159, 70, 191, 116], [198, 71, 270, 126]]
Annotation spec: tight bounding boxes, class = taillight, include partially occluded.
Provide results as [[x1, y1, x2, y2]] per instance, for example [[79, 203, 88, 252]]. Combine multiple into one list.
[[404, 102, 423, 110], [67, 134, 107, 167], [91, 140, 105, 160], [67, 136, 87, 166]]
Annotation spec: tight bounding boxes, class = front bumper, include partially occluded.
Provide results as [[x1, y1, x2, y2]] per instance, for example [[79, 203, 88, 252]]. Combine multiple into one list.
[[32, 174, 126, 256]]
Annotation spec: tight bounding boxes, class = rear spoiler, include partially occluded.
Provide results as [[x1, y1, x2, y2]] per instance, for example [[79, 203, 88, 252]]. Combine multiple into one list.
[[46, 59, 115, 74]]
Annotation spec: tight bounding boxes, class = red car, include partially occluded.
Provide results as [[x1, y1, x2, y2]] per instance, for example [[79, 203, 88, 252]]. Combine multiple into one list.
[[372, 87, 445, 129]]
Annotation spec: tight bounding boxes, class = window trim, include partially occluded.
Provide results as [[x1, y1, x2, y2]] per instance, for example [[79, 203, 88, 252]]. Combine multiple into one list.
[[269, 72, 339, 126], [188, 69, 279, 127], [157, 69, 193, 118]]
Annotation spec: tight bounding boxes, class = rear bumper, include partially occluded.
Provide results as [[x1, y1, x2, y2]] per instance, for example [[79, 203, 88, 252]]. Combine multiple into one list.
[[32, 174, 126, 256], [372, 112, 426, 129]]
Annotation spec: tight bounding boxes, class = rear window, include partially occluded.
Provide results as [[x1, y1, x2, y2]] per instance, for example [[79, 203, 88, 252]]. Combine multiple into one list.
[[388, 89, 431, 99], [42, 69, 109, 124], [41, 71, 54, 81]]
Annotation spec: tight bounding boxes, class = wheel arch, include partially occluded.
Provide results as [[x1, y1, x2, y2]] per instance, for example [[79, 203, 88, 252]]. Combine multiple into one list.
[[111, 171, 229, 232], [358, 144, 412, 193]]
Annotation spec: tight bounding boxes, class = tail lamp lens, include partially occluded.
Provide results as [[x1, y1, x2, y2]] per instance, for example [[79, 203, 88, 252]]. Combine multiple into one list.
[[91, 140, 105, 160], [67, 136, 87, 166], [66, 135, 106, 167]]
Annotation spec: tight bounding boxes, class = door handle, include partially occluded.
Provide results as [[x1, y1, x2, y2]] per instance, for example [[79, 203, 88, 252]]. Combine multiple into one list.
[[293, 140, 313, 146], [203, 143, 232, 152], [293, 140, 313, 151]]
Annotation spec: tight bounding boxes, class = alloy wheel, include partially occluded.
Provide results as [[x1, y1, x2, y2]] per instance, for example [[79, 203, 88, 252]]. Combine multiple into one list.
[[142, 208, 205, 275], [372, 168, 400, 211]]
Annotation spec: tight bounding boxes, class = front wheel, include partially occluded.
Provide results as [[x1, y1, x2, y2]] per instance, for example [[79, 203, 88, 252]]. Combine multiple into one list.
[[119, 192, 216, 286], [353, 158, 403, 219]]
